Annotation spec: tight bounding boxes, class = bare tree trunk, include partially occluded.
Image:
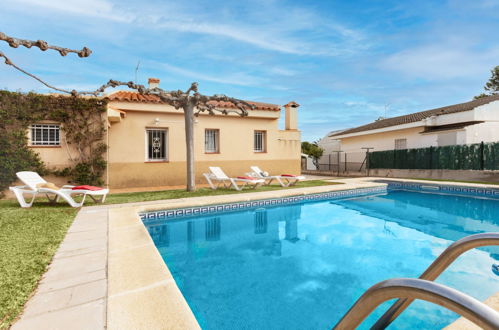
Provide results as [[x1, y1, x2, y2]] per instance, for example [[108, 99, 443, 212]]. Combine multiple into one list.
[[184, 102, 196, 191]]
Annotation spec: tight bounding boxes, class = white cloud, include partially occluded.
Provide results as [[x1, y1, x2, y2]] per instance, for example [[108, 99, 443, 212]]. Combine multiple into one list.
[[155, 62, 263, 87], [268, 67, 297, 76], [6, 0, 134, 22], [4, 0, 366, 56], [152, 19, 310, 55], [380, 44, 499, 80], [344, 101, 385, 111]]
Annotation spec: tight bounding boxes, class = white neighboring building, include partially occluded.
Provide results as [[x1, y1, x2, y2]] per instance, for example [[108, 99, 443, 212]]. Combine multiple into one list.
[[316, 129, 345, 170], [317, 129, 344, 154], [301, 153, 316, 170], [324, 95, 499, 163]]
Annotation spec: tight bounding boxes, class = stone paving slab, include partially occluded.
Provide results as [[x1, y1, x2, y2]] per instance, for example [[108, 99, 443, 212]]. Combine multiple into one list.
[[12, 208, 109, 330], [21, 279, 106, 318], [12, 299, 106, 330]]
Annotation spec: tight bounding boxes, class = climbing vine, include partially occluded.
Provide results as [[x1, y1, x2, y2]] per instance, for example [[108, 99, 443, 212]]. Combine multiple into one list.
[[0, 90, 107, 196]]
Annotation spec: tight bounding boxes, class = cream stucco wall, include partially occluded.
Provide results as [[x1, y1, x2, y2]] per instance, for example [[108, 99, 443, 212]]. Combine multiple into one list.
[[27, 122, 81, 170], [22, 99, 301, 189], [106, 101, 301, 188], [26, 121, 78, 169]]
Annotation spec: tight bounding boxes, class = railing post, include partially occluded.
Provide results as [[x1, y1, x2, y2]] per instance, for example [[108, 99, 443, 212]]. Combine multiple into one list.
[[344, 153, 347, 173], [366, 151, 370, 176], [361, 147, 374, 176], [429, 146, 433, 170], [480, 141, 485, 170], [337, 151, 342, 177]]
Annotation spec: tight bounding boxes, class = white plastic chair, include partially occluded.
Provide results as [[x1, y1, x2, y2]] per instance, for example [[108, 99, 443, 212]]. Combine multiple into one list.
[[247, 166, 305, 187], [203, 167, 264, 191], [9, 171, 109, 208]]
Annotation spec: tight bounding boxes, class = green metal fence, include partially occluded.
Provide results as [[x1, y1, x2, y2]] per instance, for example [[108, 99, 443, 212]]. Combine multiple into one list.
[[368, 142, 499, 170]]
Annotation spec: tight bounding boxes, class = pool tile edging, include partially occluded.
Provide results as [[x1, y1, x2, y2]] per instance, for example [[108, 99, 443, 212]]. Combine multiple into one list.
[[139, 185, 387, 221], [107, 182, 387, 329], [377, 179, 499, 199]]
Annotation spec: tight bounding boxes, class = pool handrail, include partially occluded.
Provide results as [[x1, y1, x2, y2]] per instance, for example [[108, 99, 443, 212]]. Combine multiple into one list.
[[332, 277, 499, 330], [371, 232, 499, 329]]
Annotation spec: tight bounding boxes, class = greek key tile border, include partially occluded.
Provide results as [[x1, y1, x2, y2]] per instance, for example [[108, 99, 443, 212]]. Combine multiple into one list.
[[139, 186, 387, 222], [379, 180, 499, 199]]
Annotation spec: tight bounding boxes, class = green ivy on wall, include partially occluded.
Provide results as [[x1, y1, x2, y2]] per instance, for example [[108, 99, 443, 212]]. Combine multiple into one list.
[[0, 90, 107, 196]]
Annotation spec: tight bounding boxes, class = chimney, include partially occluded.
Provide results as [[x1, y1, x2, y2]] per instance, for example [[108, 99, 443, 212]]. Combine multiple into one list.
[[148, 78, 160, 89], [284, 101, 300, 130]]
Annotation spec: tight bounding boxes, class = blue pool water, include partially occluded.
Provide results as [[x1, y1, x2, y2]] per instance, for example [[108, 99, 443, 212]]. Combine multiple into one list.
[[145, 190, 499, 329]]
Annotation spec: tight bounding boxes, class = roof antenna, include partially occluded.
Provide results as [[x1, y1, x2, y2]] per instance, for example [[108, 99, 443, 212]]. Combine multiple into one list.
[[384, 103, 390, 118], [134, 60, 141, 84]]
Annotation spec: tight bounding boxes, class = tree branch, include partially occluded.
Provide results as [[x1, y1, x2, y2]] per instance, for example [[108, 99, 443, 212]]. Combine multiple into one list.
[[0, 32, 91, 57], [82, 80, 255, 116], [0, 50, 76, 95], [1, 47, 256, 116]]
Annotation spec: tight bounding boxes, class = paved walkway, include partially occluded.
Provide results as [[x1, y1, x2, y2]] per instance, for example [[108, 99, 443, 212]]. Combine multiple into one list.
[[11, 178, 381, 329], [12, 208, 109, 329]]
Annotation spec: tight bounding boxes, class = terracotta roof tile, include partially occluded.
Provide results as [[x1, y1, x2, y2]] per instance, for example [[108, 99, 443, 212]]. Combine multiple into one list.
[[107, 91, 163, 104], [106, 91, 281, 111], [331, 94, 499, 137]]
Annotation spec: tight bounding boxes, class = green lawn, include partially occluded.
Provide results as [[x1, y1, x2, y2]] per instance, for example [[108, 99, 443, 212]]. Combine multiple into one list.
[[0, 202, 77, 329], [0, 179, 337, 328], [103, 180, 338, 205]]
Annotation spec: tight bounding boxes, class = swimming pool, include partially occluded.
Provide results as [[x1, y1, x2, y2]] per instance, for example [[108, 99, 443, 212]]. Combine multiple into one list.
[[144, 187, 499, 329]]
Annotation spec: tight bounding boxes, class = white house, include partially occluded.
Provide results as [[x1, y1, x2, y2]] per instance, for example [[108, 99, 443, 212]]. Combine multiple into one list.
[[317, 129, 344, 154], [325, 95, 499, 164], [301, 153, 316, 170]]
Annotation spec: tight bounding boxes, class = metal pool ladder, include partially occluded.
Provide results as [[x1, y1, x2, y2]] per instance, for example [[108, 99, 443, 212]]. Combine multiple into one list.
[[333, 233, 499, 330]]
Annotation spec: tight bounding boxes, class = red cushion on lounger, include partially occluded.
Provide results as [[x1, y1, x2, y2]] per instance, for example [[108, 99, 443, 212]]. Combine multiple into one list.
[[72, 185, 104, 191], [237, 176, 256, 180], [281, 174, 297, 177]]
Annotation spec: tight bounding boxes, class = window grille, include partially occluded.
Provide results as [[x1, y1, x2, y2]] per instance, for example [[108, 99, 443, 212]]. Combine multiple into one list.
[[205, 129, 219, 153], [146, 129, 167, 161], [394, 138, 407, 150], [254, 131, 266, 152], [30, 124, 60, 146]]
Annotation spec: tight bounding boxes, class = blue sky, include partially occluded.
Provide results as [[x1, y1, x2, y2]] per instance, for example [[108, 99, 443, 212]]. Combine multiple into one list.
[[2, 0, 499, 141]]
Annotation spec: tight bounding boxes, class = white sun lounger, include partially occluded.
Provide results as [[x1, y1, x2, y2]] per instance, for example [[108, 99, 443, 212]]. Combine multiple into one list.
[[203, 167, 264, 191], [9, 171, 109, 208], [247, 166, 305, 187]]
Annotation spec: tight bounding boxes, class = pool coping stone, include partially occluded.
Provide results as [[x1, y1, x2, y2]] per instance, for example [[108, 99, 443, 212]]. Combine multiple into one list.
[[107, 179, 386, 329]]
